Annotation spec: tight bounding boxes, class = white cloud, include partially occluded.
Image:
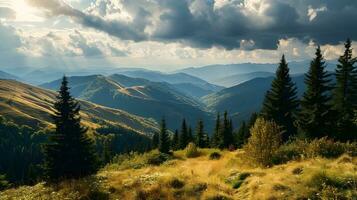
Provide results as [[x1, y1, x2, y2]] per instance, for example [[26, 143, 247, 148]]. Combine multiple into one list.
[[307, 5, 327, 21]]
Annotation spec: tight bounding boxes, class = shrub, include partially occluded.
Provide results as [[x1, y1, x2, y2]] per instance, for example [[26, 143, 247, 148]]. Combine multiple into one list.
[[226, 172, 251, 189], [209, 152, 221, 160], [0, 174, 9, 190], [206, 194, 232, 200], [305, 137, 345, 158], [244, 118, 281, 167], [146, 152, 172, 165], [168, 178, 185, 189], [185, 143, 200, 158]]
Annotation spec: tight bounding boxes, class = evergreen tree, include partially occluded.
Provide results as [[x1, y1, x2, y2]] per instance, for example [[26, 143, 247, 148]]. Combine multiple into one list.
[[171, 129, 179, 151], [44, 76, 97, 181], [195, 119, 205, 148], [298, 46, 333, 138], [188, 126, 193, 143], [158, 118, 170, 154], [211, 113, 221, 148], [219, 111, 234, 149], [261, 55, 299, 141], [332, 39, 357, 141], [179, 119, 189, 149], [236, 121, 247, 148], [151, 132, 159, 149]]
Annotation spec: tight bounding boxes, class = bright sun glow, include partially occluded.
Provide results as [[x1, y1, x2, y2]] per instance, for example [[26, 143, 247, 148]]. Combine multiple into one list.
[[0, 0, 44, 22]]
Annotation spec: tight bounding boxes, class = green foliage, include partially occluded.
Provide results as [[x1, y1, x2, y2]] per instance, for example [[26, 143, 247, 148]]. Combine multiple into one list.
[[244, 118, 282, 167], [108, 150, 172, 170], [195, 119, 208, 148], [272, 137, 357, 165], [151, 132, 159, 149], [171, 129, 179, 151], [44, 76, 97, 181], [0, 116, 46, 185], [211, 113, 221, 148], [261, 55, 299, 141], [158, 118, 170, 154], [333, 39, 357, 141], [179, 119, 189, 149], [208, 152, 221, 160], [0, 174, 9, 190], [185, 142, 200, 158], [298, 46, 334, 139]]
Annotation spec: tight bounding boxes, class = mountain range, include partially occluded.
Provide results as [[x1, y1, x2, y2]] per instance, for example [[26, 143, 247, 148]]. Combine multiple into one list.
[[41, 74, 213, 130], [0, 79, 159, 136]]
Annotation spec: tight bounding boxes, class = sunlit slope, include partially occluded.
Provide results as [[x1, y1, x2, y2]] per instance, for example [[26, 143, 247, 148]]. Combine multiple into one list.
[[0, 79, 158, 135]]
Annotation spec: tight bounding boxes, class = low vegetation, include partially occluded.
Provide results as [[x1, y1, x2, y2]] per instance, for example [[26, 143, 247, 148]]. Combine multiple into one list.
[[1, 147, 356, 200]]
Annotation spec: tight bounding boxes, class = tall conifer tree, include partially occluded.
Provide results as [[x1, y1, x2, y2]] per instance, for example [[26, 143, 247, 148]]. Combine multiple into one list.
[[179, 119, 189, 149], [211, 113, 221, 148], [44, 76, 97, 181], [299, 46, 333, 138], [333, 39, 357, 141], [195, 119, 205, 148], [261, 55, 299, 141], [171, 129, 179, 151], [158, 118, 170, 154]]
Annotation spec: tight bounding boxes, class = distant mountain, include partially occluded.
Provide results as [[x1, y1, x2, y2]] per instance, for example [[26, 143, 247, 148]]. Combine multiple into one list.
[[213, 71, 275, 87], [41, 75, 213, 130], [0, 70, 19, 80], [0, 79, 159, 136], [202, 75, 306, 125], [179, 61, 336, 86], [115, 70, 224, 97]]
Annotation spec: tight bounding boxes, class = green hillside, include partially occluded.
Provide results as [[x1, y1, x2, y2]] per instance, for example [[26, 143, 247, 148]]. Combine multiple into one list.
[[0, 79, 159, 135], [41, 75, 213, 130]]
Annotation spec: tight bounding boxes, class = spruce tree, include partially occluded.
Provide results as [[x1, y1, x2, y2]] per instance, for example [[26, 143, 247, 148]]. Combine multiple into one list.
[[158, 118, 170, 154], [171, 129, 179, 151], [188, 126, 193, 143], [152, 132, 159, 149], [261, 55, 299, 141], [179, 119, 189, 149], [299, 46, 333, 138], [236, 121, 247, 148], [44, 76, 97, 181], [332, 39, 357, 141], [195, 119, 205, 148], [219, 111, 234, 149], [211, 113, 221, 148]]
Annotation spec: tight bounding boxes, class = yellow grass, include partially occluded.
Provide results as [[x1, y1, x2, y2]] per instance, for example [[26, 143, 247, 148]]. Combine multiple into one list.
[[1, 149, 356, 200]]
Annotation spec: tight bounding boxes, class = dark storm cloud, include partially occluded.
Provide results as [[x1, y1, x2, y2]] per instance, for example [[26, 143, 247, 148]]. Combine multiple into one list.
[[27, 0, 148, 41], [28, 0, 357, 50]]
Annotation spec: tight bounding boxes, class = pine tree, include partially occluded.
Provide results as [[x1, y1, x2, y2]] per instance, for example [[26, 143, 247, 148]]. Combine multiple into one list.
[[236, 121, 247, 148], [152, 132, 159, 149], [195, 119, 205, 148], [211, 113, 221, 148], [179, 119, 189, 149], [44, 76, 97, 181], [261, 55, 299, 141], [298, 46, 333, 138], [158, 118, 170, 154], [171, 129, 179, 151], [188, 126, 193, 143], [332, 39, 357, 141], [219, 111, 234, 149]]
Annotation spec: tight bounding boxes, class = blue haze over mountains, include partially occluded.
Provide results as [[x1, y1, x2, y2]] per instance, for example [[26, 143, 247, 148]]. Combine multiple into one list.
[[0, 59, 337, 131]]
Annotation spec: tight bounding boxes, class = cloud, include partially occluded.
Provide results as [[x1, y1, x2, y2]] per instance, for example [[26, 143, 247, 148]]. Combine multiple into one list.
[[0, 23, 25, 68], [27, 0, 357, 50], [0, 7, 16, 19], [27, 0, 148, 41]]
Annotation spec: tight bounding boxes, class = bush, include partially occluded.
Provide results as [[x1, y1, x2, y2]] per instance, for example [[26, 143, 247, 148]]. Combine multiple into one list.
[[168, 178, 185, 189], [244, 118, 281, 167], [226, 172, 251, 189], [209, 152, 221, 160], [271, 138, 357, 165], [0, 174, 9, 190], [185, 143, 200, 158], [146, 152, 172, 165]]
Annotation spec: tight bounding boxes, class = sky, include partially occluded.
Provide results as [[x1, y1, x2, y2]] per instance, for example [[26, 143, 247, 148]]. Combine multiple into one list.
[[0, 0, 356, 72]]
